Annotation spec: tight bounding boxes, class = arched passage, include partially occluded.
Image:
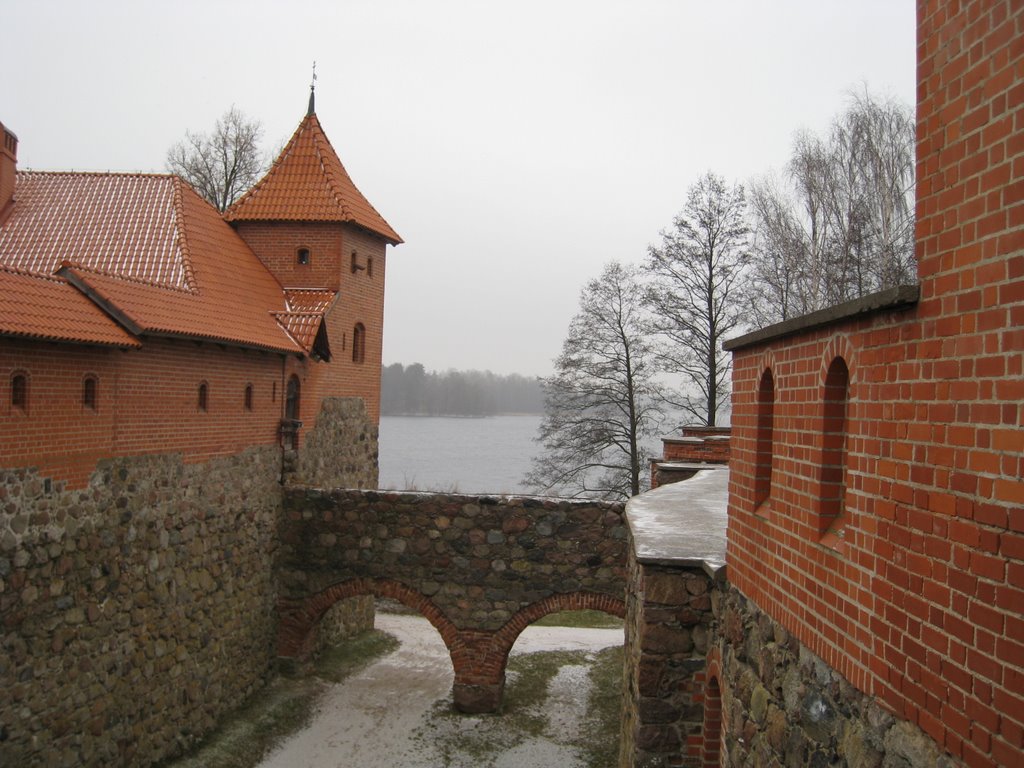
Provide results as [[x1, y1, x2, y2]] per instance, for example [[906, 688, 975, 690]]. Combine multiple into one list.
[[276, 577, 460, 662]]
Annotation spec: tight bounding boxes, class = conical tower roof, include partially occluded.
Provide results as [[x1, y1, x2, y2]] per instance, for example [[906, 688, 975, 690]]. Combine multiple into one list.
[[225, 112, 402, 245]]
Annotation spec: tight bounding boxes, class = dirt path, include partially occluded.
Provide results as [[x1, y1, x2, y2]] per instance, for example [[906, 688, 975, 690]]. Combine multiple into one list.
[[257, 614, 623, 768]]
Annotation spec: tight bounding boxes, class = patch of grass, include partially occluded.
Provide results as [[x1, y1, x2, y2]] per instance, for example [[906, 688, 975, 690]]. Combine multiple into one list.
[[414, 646, 623, 767], [315, 628, 399, 683], [165, 629, 397, 768], [580, 645, 624, 768], [532, 609, 625, 629]]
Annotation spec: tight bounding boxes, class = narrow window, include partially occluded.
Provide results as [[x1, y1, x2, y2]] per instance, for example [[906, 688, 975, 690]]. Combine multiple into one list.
[[83, 376, 98, 411], [754, 369, 774, 509], [11, 372, 27, 411], [352, 323, 366, 364], [272, 381, 277, 402], [297, 247, 310, 266], [198, 382, 209, 412], [244, 383, 254, 411], [284, 375, 301, 450], [367, 256, 374, 277], [820, 358, 850, 537], [351, 250, 360, 273]]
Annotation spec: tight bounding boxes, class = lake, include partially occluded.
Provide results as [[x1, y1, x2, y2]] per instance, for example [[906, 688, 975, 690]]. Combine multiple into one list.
[[378, 415, 543, 495]]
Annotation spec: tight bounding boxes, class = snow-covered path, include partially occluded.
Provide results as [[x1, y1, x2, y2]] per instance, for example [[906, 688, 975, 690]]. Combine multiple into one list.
[[257, 613, 623, 768]]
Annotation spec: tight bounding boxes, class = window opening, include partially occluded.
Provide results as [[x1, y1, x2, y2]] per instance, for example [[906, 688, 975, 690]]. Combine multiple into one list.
[[244, 384, 254, 411], [820, 358, 850, 539], [297, 247, 310, 266], [284, 375, 301, 450], [754, 369, 774, 509], [352, 323, 366, 364], [367, 256, 374, 277], [11, 372, 27, 411], [83, 376, 98, 410], [198, 382, 209, 412]]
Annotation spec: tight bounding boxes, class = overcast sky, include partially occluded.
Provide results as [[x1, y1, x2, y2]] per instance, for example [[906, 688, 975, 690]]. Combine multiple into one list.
[[2, 1, 915, 377]]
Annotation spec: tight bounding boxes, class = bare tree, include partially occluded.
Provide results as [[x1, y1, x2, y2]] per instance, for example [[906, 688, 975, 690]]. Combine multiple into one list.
[[166, 106, 268, 212], [525, 262, 662, 499], [748, 90, 915, 325], [645, 172, 750, 427]]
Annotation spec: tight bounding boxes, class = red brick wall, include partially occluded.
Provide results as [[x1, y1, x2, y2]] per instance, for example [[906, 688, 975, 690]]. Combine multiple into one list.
[[233, 221, 344, 291], [726, 3, 1024, 766], [236, 221, 387, 425], [1, 337, 288, 487]]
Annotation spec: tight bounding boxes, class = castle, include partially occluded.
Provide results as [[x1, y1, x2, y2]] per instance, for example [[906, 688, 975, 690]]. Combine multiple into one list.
[[1, 2, 1021, 766], [1, 94, 400, 490]]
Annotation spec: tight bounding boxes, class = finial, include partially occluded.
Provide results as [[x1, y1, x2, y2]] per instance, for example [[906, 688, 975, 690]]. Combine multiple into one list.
[[307, 61, 317, 116]]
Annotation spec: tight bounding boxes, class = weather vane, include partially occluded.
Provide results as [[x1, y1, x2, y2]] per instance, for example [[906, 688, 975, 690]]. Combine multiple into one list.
[[307, 61, 318, 116]]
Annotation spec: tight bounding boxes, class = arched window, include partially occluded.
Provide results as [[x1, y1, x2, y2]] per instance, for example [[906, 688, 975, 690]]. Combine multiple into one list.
[[244, 383, 254, 411], [754, 369, 774, 509], [10, 372, 27, 412], [83, 375, 98, 410], [297, 247, 310, 266], [820, 357, 850, 537], [198, 382, 209, 412], [352, 323, 366, 364]]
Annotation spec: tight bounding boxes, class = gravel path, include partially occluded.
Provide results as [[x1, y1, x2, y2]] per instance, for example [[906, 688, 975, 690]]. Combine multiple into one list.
[[256, 614, 623, 768]]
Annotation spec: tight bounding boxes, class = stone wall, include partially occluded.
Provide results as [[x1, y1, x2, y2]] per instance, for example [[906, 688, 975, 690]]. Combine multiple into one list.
[[620, 544, 718, 768], [313, 595, 374, 650], [714, 587, 958, 768], [278, 489, 627, 631], [0, 448, 283, 768], [289, 397, 378, 489]]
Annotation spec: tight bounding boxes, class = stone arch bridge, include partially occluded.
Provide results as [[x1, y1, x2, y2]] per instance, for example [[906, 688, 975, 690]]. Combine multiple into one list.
[[276, 488, 628, 711]]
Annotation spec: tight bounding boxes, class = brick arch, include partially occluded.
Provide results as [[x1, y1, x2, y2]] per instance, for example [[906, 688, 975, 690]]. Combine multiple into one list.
[[488, 591, 626, 670], [820, 334, 857, 384], [276, 577, 460, 660], [700, 646, 724, 767]]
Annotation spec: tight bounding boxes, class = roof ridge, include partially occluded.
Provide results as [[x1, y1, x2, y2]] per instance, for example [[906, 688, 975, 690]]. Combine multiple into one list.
[[60, 261, 197, 295], [17, 170, 175, 180], [170, 178, 199, 292], [0, 262, 69, 283], [309, 115, 354, 222]]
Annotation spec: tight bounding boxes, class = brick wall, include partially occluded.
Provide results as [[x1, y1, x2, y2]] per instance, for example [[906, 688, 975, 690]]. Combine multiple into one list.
[[723, 3, 1024, 766], [1, 337, 289, 488]]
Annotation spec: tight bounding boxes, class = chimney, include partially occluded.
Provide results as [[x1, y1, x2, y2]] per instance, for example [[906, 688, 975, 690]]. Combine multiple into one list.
[[0, 121, 18, 219]]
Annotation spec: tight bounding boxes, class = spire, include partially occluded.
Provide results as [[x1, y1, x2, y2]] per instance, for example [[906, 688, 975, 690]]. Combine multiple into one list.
[[307, 61, 317, 116]]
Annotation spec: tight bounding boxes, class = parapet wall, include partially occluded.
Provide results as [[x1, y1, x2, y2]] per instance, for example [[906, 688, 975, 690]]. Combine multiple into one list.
[[0, 449, 282, 767]]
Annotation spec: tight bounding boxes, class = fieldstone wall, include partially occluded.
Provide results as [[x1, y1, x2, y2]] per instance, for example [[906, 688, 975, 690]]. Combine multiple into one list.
[[620, 544, 718, 768], [276, 489, 628, 712], [715, 587, 960, 768], [278, 489, 627, 630], [0, 448, 283, 768], [313, 595, 374, 650], [290, 397, 378, 489]]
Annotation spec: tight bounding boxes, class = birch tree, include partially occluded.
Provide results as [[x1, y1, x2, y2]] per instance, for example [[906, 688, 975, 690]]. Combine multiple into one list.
[[645, 172, 750, 427]]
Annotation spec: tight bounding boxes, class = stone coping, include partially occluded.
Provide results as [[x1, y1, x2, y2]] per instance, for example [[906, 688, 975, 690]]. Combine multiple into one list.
[[722, 283, 919, 351], [661, 435, 731, 444], [626, 469, 729, 580]]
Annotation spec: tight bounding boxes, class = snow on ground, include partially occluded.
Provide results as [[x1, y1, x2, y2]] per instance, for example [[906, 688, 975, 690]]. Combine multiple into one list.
[[256, 613, 623, 768]]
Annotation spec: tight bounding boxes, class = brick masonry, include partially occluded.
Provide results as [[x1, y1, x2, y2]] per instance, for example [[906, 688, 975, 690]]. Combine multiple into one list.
[[720, 3, 1024, 766]]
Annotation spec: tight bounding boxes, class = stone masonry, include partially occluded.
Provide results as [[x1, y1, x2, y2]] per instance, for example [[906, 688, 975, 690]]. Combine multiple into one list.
[[276, 488, 628, 712]]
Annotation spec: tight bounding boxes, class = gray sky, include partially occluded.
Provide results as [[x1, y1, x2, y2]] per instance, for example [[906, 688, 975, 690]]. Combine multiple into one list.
[[2, 1, 915, 377]]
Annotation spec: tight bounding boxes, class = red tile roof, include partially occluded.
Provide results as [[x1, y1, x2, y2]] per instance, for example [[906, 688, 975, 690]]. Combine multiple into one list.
[[0, 264, 139, 347], [0, 172, 305, 353], [0, 173, 195, 290], [225, 113, 402, 245]]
